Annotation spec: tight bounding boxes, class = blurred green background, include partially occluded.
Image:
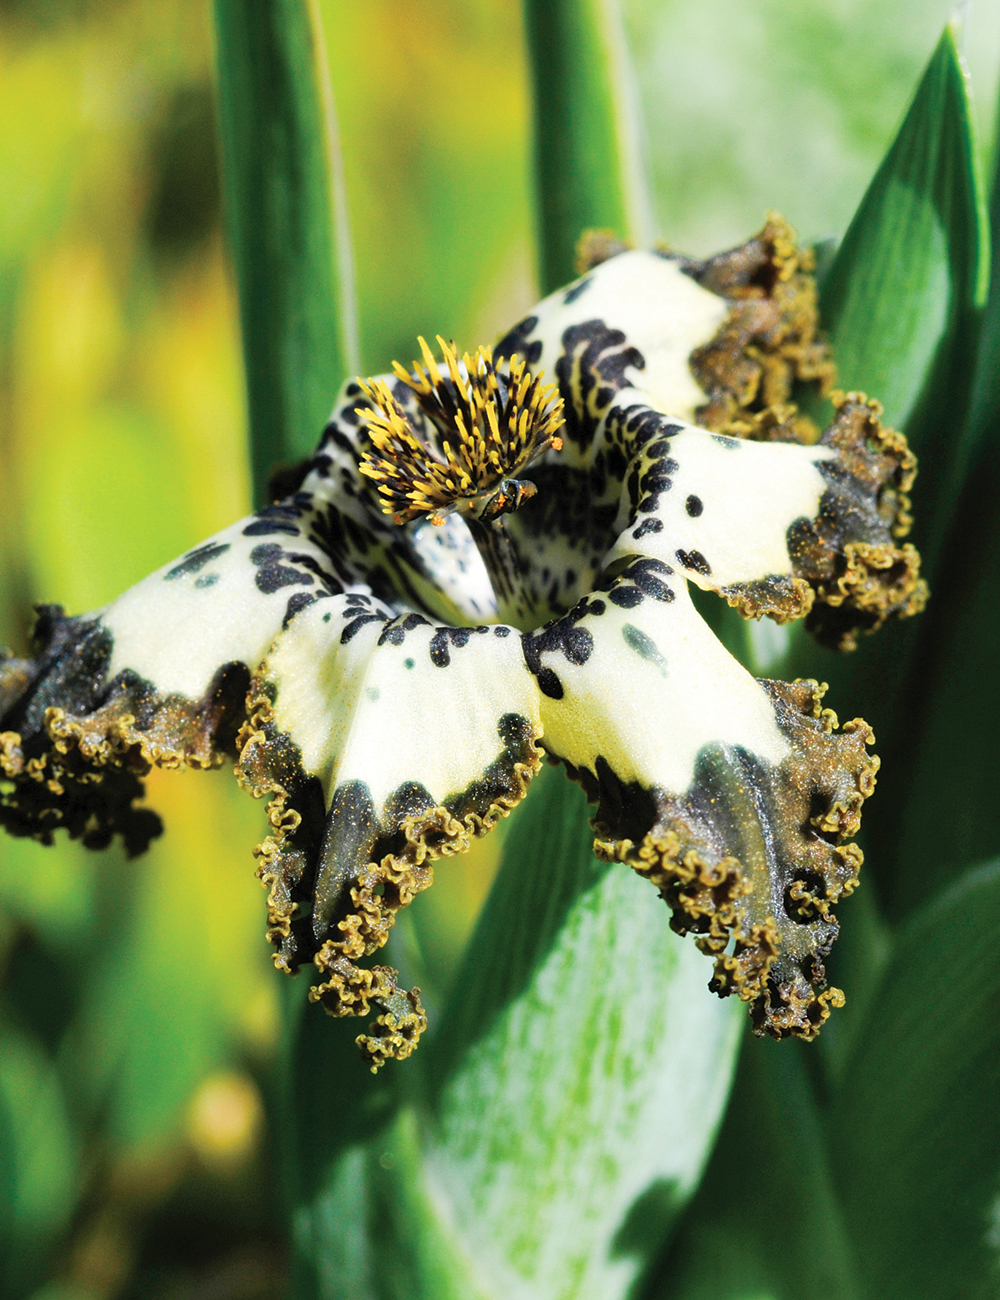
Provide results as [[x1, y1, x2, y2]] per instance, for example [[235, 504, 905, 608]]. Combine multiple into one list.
[[0, 0, 997, 1295]]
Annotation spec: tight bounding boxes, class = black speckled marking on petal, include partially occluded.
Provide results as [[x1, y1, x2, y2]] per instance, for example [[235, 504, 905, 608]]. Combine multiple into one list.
[[647, 435, 681, 458], [522, 605, 596, 698], [631, 559, 675, 602], [494, 314, 542, 366], [608, 585, 644, 609], [341, 613, 385, 644], [429, 626, 473, 668], [686, 494, 704, 517], [243, 519, 301, 537], [633, 517, 664, 539], [164, 542, 230, 581], [676, 549, 712, 577], [250, 543, 316, 595], [283, 591, 317, 630], [555, 320, 645, 451], [563, 276, 593, 305], [621, 623, 668, 676], [378, 623, 406, 648], [537, 667, 564, 699]]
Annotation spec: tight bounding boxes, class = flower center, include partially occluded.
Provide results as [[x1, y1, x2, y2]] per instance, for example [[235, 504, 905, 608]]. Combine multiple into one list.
[[357, 336, 564, 527]]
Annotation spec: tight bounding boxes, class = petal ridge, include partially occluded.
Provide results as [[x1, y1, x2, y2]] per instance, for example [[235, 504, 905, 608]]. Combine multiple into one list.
[[589, 679, 876, 1040]]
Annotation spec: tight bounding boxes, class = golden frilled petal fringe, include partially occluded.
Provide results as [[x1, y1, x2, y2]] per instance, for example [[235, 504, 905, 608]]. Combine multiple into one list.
[[235, 686, 541, 1070], [719, 394, 928, 646], [590, 681, 875, 1039], [685, 212, 837, 444]]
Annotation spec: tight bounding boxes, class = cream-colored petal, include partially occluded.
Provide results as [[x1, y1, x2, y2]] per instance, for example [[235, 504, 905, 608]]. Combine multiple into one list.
[[603, 411, 833, 593], [526, 569, 788, 795], [261, 597, 541, 815], [103, 510, 344, 700], [524, 567, 876, 1041], [0, 501, 349, 856], [600, 394, 927, 640]]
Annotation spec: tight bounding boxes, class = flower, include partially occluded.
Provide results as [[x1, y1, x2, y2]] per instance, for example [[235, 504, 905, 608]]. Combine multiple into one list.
[[0, 215, 925, 1070]]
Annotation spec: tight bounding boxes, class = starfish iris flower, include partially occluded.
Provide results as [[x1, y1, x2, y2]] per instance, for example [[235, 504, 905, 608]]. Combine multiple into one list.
[[0, 217, 925, 1069]]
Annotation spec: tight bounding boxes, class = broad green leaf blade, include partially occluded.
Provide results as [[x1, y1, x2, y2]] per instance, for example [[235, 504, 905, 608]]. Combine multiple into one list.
[[818, 22, 988, 567], [423, 767, 741, 1299], [524, 0, 651, 291], [649, 1038, 860, 1300], [214, 0, 359, 502], [287, 981, 478, 1299], [828, 859, 1000, 1300], [881, 112, 1000, 914]]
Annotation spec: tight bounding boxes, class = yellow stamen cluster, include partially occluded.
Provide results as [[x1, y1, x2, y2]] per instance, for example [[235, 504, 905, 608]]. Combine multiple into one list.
[[357, 336, 564, 526]]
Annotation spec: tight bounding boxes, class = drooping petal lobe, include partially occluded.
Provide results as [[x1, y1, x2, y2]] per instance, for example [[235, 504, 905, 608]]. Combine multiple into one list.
[[601, 393, 926, 645], [524, 567, 877, 1038], [0, 501, 348, 852], [235, 596, 542, 1068]]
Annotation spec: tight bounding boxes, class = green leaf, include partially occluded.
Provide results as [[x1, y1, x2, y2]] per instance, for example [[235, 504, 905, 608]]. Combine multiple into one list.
[[523, 0, 651, 290], [877, 115, 1000, 914], [0, 1025, 77, 1297], [422, 767, 741, 1299], [827, 859, 1000, 1299], [818, 22, 988, 564], [650, 1037, 860, 1300], [213, 0, 359, 502]]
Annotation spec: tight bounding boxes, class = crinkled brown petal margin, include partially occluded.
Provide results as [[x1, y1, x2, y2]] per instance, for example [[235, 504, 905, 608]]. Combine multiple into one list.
[[583, 679, 877, 1040], [0, 607, 248, 855], [714, 394, 928, 646], [684, 212, 837, 444], [235, 680, 542, 1071]]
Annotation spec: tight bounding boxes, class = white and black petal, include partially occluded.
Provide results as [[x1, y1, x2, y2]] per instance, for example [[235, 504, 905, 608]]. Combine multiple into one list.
[[235, 595, 542, 1068], [0, 215, 926, 1066]]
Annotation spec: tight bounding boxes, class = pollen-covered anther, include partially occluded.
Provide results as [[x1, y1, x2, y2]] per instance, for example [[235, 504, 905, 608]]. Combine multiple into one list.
[[357, 335, 564, 526]]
